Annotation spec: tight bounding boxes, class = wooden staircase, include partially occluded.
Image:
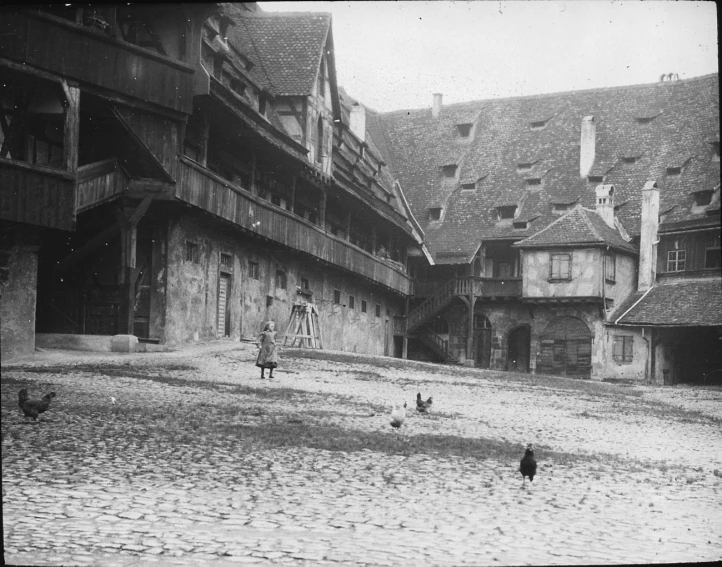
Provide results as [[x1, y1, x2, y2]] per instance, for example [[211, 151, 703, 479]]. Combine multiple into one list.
[[417, 327, 461, 364], [406, 278, 458, 332]]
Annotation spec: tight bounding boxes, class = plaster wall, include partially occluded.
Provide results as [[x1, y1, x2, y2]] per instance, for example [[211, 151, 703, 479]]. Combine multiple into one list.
[[604, 252, 637, 306], [1, 246, 38, 361], [598, 326, 649, 381], [523, 248, 601, 297]]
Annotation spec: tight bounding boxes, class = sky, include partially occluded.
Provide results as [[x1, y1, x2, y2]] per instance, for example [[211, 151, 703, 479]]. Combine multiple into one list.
[[258, 1, 718, 113]]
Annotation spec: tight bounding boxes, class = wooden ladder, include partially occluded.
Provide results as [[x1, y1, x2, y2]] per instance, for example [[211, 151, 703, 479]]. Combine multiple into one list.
[[283, 301, 323, 349]]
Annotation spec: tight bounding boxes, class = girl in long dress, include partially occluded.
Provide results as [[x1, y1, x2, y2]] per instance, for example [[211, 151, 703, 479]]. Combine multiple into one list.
[[256, 321, 278, 379]]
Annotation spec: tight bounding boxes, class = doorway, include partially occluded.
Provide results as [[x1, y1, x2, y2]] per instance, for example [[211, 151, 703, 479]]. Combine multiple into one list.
[[507, 325, 531, 373], [538, 316, 592, 378], [473, 313, 492, 368]]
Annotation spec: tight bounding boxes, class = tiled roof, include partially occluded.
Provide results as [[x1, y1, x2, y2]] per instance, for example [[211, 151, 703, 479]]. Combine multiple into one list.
[[224, 5, 330, 96], [374, 74, 720, 264], [611, 278, 722, 326], [513, 205, 637, 254]]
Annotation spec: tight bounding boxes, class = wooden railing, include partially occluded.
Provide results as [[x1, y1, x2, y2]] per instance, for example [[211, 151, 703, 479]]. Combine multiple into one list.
[[76, 159, 126, 212], [176, 157, 413, 295], [407, 278, 457, 332], [418, 327, 461, 364], [1, 12, 195, 114], [0, 157, 76, 231]]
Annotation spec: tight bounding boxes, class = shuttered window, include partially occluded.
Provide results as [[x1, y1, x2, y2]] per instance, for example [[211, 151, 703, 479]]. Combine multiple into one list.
[[613, 336, 634, 364], [604, 253, 616, 283], [550, 253, 572, 280]]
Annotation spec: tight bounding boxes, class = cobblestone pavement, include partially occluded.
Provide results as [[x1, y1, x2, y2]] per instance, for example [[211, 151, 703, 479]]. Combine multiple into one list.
[[3, 341, 722, 566]]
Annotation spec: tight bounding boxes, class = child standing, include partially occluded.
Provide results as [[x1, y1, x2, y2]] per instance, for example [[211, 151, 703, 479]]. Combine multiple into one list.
[[256, 321, 278, 379]]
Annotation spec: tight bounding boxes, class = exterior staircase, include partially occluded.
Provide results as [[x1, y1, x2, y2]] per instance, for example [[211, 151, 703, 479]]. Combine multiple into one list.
[[417, 327, 461, 364], [406, 278, 458, 332]]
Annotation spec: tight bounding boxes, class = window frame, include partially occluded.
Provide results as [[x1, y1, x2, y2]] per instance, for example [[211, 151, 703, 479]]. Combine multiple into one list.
[[375, 304, 381, 318], [333, 289, 341, 305], [185, 241, 200, 264], [275, 269, 287, 290], [349, 295, 355, 310], [613, 335, 634, 364], [361, 300, 367, 313], [248, 260, 259, 280], [666, 249, 686, 272], [604, 252, 616, 283], [549, 252, 572, 281]]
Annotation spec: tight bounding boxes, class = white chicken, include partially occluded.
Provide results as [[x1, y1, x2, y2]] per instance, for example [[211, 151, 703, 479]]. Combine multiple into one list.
[[390, 402, 407, 429]]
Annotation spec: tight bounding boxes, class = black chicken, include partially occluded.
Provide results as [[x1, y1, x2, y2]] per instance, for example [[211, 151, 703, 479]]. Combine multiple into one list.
[[18, 389, 56, 422], [416, 392, 433, 413], [519, 443, 537, 488]]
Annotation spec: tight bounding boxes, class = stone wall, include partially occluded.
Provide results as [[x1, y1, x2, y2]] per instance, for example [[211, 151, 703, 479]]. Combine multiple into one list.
[[1, 244, 38, 361]]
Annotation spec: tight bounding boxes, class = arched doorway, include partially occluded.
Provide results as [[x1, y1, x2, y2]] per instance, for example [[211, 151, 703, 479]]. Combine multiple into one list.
[[473, 313, 492, 369], [538, 316, 592, 378], [507, 326, 531, 373]]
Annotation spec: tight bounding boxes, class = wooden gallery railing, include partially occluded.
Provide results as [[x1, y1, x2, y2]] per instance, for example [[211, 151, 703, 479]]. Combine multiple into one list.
[[176, 157, 413, 295]]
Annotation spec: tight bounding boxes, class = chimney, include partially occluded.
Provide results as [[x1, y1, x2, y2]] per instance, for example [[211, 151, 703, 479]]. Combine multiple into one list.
[[580, 115, 596, 178], [637, 180, 660, 292], [432, 93, 443, 119], [595, 184, 615, 228], [349, 102, 366, 142]]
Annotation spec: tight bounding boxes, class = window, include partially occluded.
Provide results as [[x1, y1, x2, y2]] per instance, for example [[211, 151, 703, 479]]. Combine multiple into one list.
[[667, 250, 686, 272], [622, 156, 637, 164], [461, 183, 476, 191], [693, 191, 713, 206], [457, 123, 472, 137], [526, 178, 542, 187], [349, 295, 355, 309], [266, 295, 274, 307], [604, 253, 616, 283], [473, 314, 491, 329], [530, 120, 547, 130], [333, 289, 341, 304], [635, 116, 655, 125], [375, 304, 381, 317], [442, 164, 457, 177], [220, 253, 232, 267], [361, 300, 367, 313], [300, 277, 310, 290], [185, 241, 200, 264], [513, 221, 528, 230], [517, 163, 533, 172], [613, 336, 634, 364], [248, 261, 259, 279], [550, 253, 572, 280], [428, 208, 442, 221], [705, 237, 721, 269], [587, 175, 604, 183], [666, 166, 682, 177], [552, 203, 570, 213], [497, 206, 516, 220], [275, 270, 287, 290]]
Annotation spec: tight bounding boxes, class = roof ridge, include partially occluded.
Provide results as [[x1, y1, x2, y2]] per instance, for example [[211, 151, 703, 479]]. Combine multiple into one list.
[[379, 72, 719, 117], [580, 207, 606, 243], [515, 203, 585, 244]]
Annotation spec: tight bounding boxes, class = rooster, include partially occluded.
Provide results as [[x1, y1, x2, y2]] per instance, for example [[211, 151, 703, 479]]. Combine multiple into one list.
[[390, 402, 407, 429], [519, 443, 537, 488], [416, 392, 433, 413], [18, 389, 56, 422]]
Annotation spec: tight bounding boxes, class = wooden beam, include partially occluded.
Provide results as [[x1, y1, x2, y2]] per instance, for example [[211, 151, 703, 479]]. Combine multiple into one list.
[[62, 81, 80, 174]]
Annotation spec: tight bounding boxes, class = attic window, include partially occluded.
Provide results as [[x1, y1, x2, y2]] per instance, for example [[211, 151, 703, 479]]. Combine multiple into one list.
[[666, 166, 682, 177], [428, 208, 443, 221], [461, 183, 476, 191], [622, 156, 637, 164], [588, 175, 604, 183], [517, 163, 533, 172], [497, 206, 517, 220], [457, 123, 473, 137], [553, 203, 570, 213], [530, 120, 547, 130], [526, 178, 542, 187], [693, 190, 713, 206], [513, 220, 528, 229], [635, 116, 656, 125], [442, 165, 457, 177]]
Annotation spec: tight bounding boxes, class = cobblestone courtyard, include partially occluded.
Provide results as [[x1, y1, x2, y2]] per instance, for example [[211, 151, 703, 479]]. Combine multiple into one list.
[[3, 341, 722, 566]]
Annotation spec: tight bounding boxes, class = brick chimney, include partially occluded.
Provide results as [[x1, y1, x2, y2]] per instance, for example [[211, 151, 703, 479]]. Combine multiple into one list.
[[580, 115, 596, 178], [595, 184, 615, 227], [638, 180, 660, 292], [432, 93, 443, 119], [349, 102, 366, 142]]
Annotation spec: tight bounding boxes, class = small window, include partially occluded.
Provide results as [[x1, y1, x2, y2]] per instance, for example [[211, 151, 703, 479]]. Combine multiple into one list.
[[300, 277, 310, 290], [248, 261, 259, 279], [473, 314, 491, 329], [375, 304, 381, 317], [333, 289, 341, 304], [552, 203, 570, 213], [513, 221, 528, 230], [613, 336, 634, 364], [349, 295, 355, 310], [461, 183, 476, 191], [266, 295, 274, 307], [457, 123, 472, 137], [275, 270, 287, 290], [220, 253, 232, 267], [530, 120, 547, 130], [705, 240, 721, 269], [497, 206, 516, 220], [667, 250, 686, 272], [526, 178, 542, 187], [428, 208, 442, 221], [604, 253, 616, 283], [442, 164, 457, 177], [666, 166, 682, 177], [587, 175, 604, 183], [517, 163, 533, 172], [622, 156, 637, 164], [693, 191, 713, 206], [361, 300, 367, 313], [550, 253, 572, 280], [185, 241, 200, 264], [635, 116, 655, 125]]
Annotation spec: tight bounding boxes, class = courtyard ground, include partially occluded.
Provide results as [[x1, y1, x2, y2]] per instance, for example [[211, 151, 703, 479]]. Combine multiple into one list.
[[2, 340, 721, 566]]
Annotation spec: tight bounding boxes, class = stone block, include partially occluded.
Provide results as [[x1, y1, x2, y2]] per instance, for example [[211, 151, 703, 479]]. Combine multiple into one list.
[[111, 334, 138, 353]]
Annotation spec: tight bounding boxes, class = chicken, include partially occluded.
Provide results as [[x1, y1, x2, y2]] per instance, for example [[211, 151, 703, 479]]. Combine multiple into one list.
[[18, 389, 56, 422], [519, 443, 537, 488], [390, 402, 407, 429], [416, 392, 433, 413]]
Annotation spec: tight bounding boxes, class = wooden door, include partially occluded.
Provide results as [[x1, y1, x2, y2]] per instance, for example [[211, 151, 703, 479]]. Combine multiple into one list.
[[217, 273, 230, 337], [474, 328, 491, 368], [538, 317, 592, 377]]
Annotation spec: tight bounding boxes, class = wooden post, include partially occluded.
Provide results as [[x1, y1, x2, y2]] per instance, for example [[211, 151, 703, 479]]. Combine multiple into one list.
[[346, 209, 352, 242], [371, 225, 377, 254], [402, 296, 409, 359], [319, 188, 327, 229], [62, 82, 80, 174], [199, 112, 210, 167], [250, 148, 257, 195], [466, 295, 476, 363], [288, 173, 297, 212]]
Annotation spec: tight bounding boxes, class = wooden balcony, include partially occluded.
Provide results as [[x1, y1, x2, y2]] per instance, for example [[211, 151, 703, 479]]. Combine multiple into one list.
[[176, 157, 413, 295], [0, 158, 76, 231], [1, 12, 195, 114]]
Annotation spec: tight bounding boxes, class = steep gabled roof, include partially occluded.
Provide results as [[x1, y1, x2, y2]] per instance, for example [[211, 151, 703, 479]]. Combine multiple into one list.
[[373, 73, 719, 264], [611, 279, 722, 326], [513, 205, 637, 254], [224, 5, 331, 96]]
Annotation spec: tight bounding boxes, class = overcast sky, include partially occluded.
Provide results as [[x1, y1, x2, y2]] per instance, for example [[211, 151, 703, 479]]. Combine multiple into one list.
[[258, 1, 718, 113]]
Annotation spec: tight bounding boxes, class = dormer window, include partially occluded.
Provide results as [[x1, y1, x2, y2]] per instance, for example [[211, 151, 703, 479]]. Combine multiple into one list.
[[517, 163, 533, 172], [667, 166, 682, 177], [552, 203, 570, 213], [513, 220, 528, 229], [461, 183, 476, 191], [428, 208, 443, 221], [457, 123, 473, 138], [526, 178, 542, 187], [693, 190, 713, 206], [530, 120, 547, 130], [622, 156, 637, 164], [442, 165, 457, 178], [588, 175, 604, 183], [497, 206, 516, 220], [635, 116, 656, 125]]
